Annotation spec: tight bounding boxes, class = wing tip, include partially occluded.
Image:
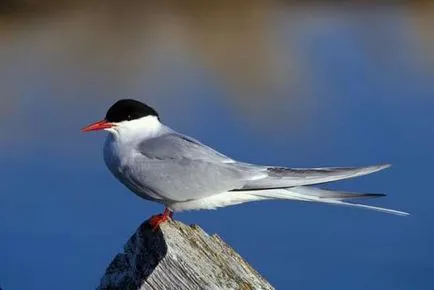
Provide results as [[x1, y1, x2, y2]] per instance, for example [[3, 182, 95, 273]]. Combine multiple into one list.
[[379, 163, 392, 170], [368, 164, 391, 172], [361, 193, 387, 198]]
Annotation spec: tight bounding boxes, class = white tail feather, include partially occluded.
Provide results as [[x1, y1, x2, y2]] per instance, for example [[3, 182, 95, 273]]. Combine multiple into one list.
[[248, 186, 409, 216], [170, 186, 409, 216]]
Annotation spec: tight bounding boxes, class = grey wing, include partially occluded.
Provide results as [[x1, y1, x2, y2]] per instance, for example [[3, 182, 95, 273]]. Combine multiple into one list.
[[136, 131, 390, 199], [139, 131, 235, 163], [135, 132, 259, 201], [234, 164, 391, 190]]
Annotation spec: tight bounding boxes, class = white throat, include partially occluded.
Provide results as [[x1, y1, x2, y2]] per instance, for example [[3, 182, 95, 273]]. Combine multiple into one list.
[[105, 115, 163, 143]]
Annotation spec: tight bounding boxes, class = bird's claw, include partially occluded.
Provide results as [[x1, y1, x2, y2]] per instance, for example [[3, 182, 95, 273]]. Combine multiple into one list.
[[148, 208, 173, 231]]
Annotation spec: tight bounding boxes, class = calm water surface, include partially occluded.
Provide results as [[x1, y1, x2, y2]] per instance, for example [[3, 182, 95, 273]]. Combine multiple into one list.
[[0, 2, 433, 289]]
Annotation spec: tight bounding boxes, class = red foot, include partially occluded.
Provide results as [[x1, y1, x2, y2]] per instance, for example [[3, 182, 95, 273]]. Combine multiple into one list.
[[148, 208, 173, 231]]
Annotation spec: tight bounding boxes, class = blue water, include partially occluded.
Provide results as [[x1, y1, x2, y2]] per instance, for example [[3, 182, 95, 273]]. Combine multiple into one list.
[[1, 7, 433, 290]]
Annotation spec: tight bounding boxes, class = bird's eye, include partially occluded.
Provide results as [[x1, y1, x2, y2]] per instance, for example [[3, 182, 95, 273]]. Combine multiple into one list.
[[127, 114, 132, 120]]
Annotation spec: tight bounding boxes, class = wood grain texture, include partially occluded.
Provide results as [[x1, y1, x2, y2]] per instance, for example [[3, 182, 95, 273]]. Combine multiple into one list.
[[98, 220, 274, 290]]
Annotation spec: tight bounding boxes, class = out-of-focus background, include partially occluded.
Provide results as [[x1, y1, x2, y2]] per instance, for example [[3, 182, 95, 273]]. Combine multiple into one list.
[[0, 1, 433, 289]]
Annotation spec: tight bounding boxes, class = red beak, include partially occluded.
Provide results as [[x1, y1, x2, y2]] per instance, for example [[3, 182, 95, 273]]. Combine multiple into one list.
[[81, 119, 114, 132]]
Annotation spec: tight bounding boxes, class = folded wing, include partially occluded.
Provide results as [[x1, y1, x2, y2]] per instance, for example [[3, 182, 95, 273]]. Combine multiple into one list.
[[238, 164, 391, 189]]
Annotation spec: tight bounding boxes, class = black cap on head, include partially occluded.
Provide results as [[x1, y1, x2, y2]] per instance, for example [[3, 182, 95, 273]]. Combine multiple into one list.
[[105, 99, 159, 122]]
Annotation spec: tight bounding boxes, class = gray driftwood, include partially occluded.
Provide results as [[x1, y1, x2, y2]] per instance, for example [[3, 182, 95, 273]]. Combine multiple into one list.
[[98, 219, 274, 290]]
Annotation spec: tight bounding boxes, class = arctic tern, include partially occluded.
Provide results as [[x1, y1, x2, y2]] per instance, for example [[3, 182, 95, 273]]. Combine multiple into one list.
[[82, 99, 408, 230]]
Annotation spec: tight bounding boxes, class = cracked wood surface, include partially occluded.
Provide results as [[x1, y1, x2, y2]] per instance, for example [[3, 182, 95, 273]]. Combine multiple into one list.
[[98, 220, 274, 290]]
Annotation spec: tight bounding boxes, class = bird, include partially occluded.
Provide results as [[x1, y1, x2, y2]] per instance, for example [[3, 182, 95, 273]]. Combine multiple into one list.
[[82, 99, 408, 230]]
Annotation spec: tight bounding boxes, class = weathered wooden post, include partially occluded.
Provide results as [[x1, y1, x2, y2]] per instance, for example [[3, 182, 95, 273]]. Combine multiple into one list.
[[98, 220, 274, 290]]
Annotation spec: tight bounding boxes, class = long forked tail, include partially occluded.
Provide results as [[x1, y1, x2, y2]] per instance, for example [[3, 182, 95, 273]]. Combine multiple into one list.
[[250, 186, 409, 216]]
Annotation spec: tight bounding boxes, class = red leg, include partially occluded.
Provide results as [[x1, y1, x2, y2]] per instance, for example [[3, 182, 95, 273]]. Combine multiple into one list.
[[148, 208, 173, 231]]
